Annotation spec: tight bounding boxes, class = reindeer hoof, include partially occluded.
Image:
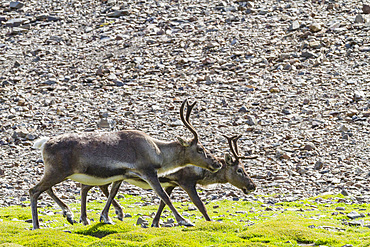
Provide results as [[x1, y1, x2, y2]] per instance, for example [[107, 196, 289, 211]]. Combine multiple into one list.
[[151, 221, 160, 228], [100, 215, 114, 225], [79, 217, 90, 226], [178, 220, 194, 227], [63, 211, 75, 225], [115, 209, 123, 221]]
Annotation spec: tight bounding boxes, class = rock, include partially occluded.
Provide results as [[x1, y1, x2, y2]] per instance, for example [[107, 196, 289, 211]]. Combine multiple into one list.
[[339, 125, 349, 132], [269, 87, 280, 93], [347, 211, 362, 219], [359, 46, 370, 52], [96, 65, 110, 76], [163, 223, 174, 227], [9, 1, 24, 9], [36, 15, 61, 22], [348, 220, 364, 227], [136, 216, 148, 226], [289, 20, 300, 31], [245, 115, 257, 126], [353, 91, 365, 101], [364, 4, 370, 14], [303, 143, 315, 151], [309, 23, 322, 32], [327, 3, 337, 10], [314, 160, 324, 170], [335, 207, 345, 211], [309, 41, 321, 49], [238, 106, 248, 113], [5, 18, 28, 27], [41, 80, 57, 85], [97, 118, 113, 129], [107, 10, 130, 18], [354, 15, 366, 24], [363, 111, 370, 117], [165, 218, 175, 224], [301, 51, 318, 58], [346, 109, 358, 117]]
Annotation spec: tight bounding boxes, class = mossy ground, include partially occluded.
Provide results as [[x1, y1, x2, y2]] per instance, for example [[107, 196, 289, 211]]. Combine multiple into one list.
[[0, 193, 370, 246]]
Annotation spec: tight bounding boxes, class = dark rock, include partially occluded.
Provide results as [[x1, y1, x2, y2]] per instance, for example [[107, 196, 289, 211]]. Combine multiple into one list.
[[364, 4, 370, 14], [347, 211, 362, 219], [314, 160, 324, 170], [9, 1, 24, 9], [5, 18, 28, 27]]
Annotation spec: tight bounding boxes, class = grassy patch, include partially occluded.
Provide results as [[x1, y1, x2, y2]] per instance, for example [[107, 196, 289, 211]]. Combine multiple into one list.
[[0, 194, 370, 246]]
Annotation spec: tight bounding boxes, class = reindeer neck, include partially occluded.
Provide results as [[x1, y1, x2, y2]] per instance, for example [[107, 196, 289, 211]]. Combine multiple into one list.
[[200, 162, 228, 185], [155, 140, 186, 168]]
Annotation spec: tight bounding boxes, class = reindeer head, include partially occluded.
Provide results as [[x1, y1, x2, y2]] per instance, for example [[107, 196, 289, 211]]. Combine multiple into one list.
[[223, 135, 256, 194], [177, 99, 222, 173]]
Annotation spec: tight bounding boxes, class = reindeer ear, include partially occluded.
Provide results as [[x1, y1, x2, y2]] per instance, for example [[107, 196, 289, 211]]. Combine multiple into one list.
[[224, 153, 234, 166], [177, 137, 191, 147]]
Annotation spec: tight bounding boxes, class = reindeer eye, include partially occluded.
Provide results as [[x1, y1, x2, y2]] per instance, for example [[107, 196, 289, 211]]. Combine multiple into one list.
[[237, 168, 243, 174], [197, 147, 204, 153]]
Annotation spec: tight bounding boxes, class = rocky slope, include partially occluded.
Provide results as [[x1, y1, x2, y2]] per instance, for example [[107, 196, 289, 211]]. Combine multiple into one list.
[[1, 0, 370, 209]]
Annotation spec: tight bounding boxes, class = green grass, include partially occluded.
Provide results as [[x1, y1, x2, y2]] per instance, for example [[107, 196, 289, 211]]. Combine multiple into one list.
[[0, 194, 370, 246]]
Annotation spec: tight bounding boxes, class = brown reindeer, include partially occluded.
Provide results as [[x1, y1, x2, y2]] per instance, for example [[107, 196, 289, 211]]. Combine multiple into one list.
[[30, 99, 222, 230], [78, 135, 256, 227]]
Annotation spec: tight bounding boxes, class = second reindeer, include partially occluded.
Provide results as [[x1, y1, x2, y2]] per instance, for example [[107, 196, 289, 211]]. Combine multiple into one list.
[[79, 135, 256, 226]]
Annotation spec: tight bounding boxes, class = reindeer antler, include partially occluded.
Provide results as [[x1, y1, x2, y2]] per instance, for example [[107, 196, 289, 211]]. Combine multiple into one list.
[[232, 134, 243, 156], [222, 135, 239, 160], [223, 134, 254, 160], [180, 99, 199, 143], [185, 101, 196, 123]]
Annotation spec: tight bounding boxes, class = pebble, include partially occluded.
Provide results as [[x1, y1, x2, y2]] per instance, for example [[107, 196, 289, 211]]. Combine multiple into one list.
[[136, 217, 149, 227], [348, 220, 364, 227], [289, 20, 300, 31], [347, 211, 362, 219], [353, 91, 365, 101], [309, 23, 322, 32], [314, 160, 324, 170], [9, 1, 24, 9], [354, 15, 366, 24], [303, 143, 315, 151], [364, 4, 370, 14], [5, 18, 28, 27]]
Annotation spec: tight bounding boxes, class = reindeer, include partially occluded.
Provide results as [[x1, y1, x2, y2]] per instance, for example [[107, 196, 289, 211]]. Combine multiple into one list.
[[30, 99, 222, 230], [78, 135, 256, 227]]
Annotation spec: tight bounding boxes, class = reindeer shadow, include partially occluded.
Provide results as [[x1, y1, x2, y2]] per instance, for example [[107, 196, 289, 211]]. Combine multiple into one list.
[[74, 222, 130, 239]]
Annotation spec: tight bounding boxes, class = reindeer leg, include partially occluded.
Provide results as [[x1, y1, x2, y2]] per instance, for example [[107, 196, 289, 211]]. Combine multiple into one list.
[[99, 181, 122, 224], [46, 188, 75, 225], [80, 184, 93, 225], [141, 171, 194, 227], [180, 184, 211, 221], [29, 171, 68, 230], [99, 183, 124, 221], [152, 186, 175, 227]]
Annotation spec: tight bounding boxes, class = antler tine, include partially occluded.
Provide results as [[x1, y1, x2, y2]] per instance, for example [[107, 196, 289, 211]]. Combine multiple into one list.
[[185, 101, 197, 123], [180, 99, 199, 142], [232, 134, 243, 155], [222, 135, 238, 159]]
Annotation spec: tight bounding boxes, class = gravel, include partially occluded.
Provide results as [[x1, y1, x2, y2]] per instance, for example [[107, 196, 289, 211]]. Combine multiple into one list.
[[1, 0, 370, 209]]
